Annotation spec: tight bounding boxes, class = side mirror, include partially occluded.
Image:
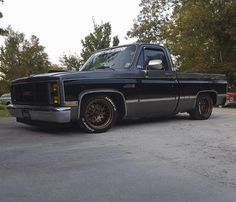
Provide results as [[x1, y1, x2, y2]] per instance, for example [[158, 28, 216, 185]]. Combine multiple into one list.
[[147, 59, 163, 70]]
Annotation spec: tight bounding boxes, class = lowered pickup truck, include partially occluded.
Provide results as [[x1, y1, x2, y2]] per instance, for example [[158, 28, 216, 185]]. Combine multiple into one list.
[[8, 43, 227, 132]]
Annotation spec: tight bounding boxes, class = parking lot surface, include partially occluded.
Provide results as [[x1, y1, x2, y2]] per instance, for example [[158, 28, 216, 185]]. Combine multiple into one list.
[[1, 108, 236, 202]]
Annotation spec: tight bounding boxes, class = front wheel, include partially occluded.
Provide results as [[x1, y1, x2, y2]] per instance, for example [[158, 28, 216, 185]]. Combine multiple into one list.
[[189, 94, 213, 120], [80, 95, 117, 133]]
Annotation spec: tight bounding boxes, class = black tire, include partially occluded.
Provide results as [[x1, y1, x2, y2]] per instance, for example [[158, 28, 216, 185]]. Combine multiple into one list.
[[79, 95, 117, 133], [189, 94, 213, 120]]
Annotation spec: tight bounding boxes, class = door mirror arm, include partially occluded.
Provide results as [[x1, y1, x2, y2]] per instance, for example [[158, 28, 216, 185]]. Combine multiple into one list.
[[142, 69, 149, 78]]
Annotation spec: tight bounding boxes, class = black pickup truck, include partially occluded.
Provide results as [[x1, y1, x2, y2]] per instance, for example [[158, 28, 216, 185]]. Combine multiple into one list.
[[8, 43, 227, 132]]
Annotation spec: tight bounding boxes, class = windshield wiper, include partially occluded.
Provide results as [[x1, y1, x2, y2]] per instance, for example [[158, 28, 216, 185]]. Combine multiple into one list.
[[96, 66, 115, 71]]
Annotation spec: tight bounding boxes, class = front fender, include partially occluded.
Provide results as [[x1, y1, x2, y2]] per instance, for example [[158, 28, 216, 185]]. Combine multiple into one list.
[[77, 88, 127, 120]]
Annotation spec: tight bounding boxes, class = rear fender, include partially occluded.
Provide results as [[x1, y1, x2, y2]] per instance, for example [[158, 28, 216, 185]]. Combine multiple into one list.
[[195, 90, 218, 106]]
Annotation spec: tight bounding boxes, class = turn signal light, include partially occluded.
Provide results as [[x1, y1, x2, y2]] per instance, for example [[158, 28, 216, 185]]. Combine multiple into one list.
[[50, 82, 60, 105], [52, 83, 58, 92], [53, 96, 59, 104]]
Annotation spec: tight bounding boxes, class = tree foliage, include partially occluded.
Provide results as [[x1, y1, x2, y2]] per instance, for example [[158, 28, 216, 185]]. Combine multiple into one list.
[[59, 53, 81, 71], [128, 0, 236, 85], [80, 19, 120, 62], [48, 63, 63, 71], [0, 79, 8, 95], [127, 0, 172, 43], [0, 0, 7, 36], [0, 28, 50, 83], [112, 35, 120, 47]]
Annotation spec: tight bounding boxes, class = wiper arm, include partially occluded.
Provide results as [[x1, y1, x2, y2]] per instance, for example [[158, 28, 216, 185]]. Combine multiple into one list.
[[96, 66, 115, 71]]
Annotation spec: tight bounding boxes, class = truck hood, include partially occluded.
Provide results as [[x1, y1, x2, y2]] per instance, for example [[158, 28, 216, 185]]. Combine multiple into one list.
[[12, 69, 140, 84]]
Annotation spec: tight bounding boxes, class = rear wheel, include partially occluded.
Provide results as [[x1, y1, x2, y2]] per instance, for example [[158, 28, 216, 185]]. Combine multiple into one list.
[[80, 95, 117, 133], [189, 94, 213, 120]]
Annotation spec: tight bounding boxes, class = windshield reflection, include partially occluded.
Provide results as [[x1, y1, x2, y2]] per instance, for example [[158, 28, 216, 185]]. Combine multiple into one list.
[[80, 45, 137, 71]]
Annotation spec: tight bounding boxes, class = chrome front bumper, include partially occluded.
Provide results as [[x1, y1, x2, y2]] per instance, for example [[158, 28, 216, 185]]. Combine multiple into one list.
[[7, 104, 71, 123]]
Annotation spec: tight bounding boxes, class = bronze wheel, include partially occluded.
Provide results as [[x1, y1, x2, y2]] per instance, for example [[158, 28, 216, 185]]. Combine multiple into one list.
[[80, 95, 117, 133], [189, 94, 213, 120], [199, 98, 210, 115]]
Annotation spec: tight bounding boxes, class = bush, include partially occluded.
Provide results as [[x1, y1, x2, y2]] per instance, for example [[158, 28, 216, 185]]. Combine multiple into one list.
[[0, 105, 4, 110], [0, 104, 10, 117]]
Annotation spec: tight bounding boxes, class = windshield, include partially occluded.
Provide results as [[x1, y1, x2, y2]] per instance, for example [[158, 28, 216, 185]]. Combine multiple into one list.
[[80, 45, 137, 71]]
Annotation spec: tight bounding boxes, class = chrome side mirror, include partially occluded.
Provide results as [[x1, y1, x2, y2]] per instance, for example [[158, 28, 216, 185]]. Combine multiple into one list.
[[147, 59, 163, 70]]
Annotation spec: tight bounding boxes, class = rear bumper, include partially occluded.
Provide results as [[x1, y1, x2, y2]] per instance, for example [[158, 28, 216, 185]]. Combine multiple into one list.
[[7, 104, 71, 123]]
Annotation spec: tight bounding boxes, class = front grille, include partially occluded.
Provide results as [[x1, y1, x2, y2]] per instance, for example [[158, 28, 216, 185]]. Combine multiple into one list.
[[12, 82, 50, 105]]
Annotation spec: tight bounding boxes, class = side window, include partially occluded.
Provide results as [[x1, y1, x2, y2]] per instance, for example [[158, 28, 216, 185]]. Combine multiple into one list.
[[144, 49, 168, 70]]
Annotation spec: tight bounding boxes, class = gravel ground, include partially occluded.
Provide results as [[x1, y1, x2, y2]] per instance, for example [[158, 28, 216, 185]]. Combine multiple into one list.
[[0, 107, 236, 202]]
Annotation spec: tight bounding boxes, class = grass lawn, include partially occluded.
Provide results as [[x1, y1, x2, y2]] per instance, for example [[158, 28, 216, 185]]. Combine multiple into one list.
[[0, 104, 11, 117]]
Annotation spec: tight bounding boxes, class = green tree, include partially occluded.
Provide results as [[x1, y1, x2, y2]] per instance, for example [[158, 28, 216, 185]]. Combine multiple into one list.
[[127, 0, 171, 43], [48, 63, 65, 72], [127, 0, 236, 85], [165, 0, 236, 85], [0, 28, 50, 83], [0, 0, 7, 36], [112, 35, 120, 47], [80, 19, 120, 62], [0, 79, 8, 95], [59, 53, 81, 71]]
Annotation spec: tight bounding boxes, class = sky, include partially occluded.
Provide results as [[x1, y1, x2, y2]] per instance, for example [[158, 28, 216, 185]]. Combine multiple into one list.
[[0, 0, 140, 63]]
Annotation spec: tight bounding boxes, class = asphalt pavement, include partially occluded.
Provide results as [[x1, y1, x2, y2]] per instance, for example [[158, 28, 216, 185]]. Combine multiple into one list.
[[1, 108, 236, 202]]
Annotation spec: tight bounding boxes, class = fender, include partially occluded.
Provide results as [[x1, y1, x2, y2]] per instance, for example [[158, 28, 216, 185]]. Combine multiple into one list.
[[194, 90, 218, 106], [77, 88, 127, 120]]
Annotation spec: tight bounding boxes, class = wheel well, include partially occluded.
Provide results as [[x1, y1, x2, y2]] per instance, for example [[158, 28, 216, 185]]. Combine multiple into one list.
[[80, 92, 126, 119], [198, 92, 217, 105]]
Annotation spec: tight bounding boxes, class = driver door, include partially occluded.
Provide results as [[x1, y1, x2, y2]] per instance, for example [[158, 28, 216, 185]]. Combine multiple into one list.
[[137, 47, 179, 116]]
